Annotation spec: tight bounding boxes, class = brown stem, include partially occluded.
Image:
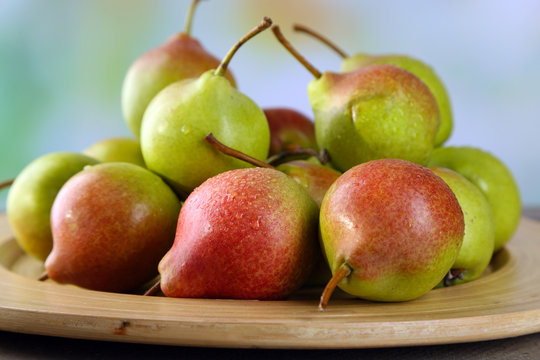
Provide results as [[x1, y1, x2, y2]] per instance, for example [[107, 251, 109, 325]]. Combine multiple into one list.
[[205, 133, 274, 169], [144, 279, 162, 296], [267, 147, 331, 166], [184, 0, 201, 36], [319, 263, 352, 312], [271, 25, 322, 79], [293, 24, 349, 59], [0, 178, 14, 190], [215, 17, 273, 77], [38, 271, 49, 281]]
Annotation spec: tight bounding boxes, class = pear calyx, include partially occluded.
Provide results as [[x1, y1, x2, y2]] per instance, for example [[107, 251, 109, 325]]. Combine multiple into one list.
[[214, 17, 273, 77]]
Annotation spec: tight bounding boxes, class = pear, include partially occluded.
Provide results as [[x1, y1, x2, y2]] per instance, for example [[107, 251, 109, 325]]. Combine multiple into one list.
[[271, 26, 440, 172], [121, 0, 235, 139], [263, 107, 317, 157], [428, 146, 521, 252], [141, 18, 272, 197], [6, 152, 98, 261], [293, 24, 452, 146], [157, 167, 319, 300], [431, 167, 495, 285], [45, 162, 181, 292], [83, 137, 145, 167], [318, 159, 464, 309]]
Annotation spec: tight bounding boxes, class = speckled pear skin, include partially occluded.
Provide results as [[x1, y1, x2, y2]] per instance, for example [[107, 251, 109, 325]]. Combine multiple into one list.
[[122, 33, 236, 139], [140, 70, 270, 197], [309, 64, 440, 172], [431, 167, 495, 285], [428, 146, 522, 252], [158, 168, 319, 300], [320, 159, 464, 302], [342, 54, 452, 147], [45, 163, 181, 293]]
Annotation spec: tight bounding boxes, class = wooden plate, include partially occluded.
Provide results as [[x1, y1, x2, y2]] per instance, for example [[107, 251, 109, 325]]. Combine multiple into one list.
[[1, 213, 540, 349]]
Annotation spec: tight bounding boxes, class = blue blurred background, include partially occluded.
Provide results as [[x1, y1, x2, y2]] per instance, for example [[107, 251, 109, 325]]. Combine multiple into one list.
[[1, 0, 539, 209]]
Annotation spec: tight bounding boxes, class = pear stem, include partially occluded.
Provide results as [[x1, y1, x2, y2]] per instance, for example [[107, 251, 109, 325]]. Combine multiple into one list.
[[271, 25, 322, 79], [293, 24, 349, 59], [267, 147, 330, 166], [214, 17, 273, 77], [144, 279, 162, 296], [38, 271, 49, 281], [0, 178, 14, 190], [184, 0, 201, 36], [319, 263, 352, 312], [205, 133, 274, 169]]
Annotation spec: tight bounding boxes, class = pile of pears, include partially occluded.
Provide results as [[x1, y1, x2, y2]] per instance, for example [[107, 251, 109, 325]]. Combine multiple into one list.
[[3, 1, 522, 310]]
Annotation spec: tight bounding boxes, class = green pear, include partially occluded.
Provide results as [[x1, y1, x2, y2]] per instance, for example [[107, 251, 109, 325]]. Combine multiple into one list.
[[272, 26, 440, 172], [431, 167, 495, 285], [428, 146, 521, 252], [294, 24, 452, 146], [45, 162, 181, 292], [141, 18, 272, 196], [6, 152, 99, 260], [318, 159, 464, 309], [83, 137, 146, 167], [121, 0, 235, 139]]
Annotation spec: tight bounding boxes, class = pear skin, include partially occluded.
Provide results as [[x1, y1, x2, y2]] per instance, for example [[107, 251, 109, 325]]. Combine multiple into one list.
[[263, 108, 317, 156], [428, 146, 521, 252], [158, 167, 319, 300], [431, 167, 495, 285], [83, 137, 146, 167], [309, 64, 440, 172], [342, 54, 452, 146]]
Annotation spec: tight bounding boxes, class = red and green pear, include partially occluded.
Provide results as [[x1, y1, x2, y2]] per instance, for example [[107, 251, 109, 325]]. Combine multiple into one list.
[[121, 0, 235, 139], [319, 159, 464, 308], [428, 146, 521, 252], [271, 26, 440, 172], [157, 167, 319, 300], [6, 152, 98, 261], [263, 107, 317, 156], [83, 137, 146, 167], [45, 162, 181, 292], [293, 24, 452, 147]]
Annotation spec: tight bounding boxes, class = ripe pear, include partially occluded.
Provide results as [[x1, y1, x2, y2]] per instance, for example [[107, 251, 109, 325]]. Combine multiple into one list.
[[141, 18, 272, 196], [83, 137, 146, 167], [272, 26, 440, 172], [6, 152, 98, 261], [277, 160, 340, 208], [45, 162, 181, 292], [428, 146, 521, 252], [319, 159, 464, 308], [293, 24, 452, 146], [431, 167, 495, 285], [121, 0, 235, 139], [157, 167, 319, 300], [263, 107, 317, 156]]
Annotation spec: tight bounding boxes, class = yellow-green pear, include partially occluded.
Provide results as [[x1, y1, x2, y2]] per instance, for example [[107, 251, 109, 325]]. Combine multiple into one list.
[[83, 137, 146, 167]]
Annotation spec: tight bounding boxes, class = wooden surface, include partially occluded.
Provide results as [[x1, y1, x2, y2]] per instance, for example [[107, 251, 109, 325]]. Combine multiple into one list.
[[1, 213, 540, 350]]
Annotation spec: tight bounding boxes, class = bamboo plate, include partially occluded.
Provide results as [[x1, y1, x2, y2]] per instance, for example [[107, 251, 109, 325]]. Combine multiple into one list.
[[1, 213, 540, 349]]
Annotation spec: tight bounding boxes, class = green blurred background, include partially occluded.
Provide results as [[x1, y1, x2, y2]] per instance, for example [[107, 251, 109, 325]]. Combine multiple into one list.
[[1, 0, 539, 209]]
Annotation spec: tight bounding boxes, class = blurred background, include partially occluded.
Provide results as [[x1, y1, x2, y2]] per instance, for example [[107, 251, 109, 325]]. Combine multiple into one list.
[[1, 0, 539, 210]]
